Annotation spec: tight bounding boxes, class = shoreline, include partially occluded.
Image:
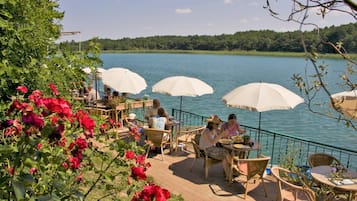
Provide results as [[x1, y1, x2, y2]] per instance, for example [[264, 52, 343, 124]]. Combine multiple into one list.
[[101, 49, 357, 59]]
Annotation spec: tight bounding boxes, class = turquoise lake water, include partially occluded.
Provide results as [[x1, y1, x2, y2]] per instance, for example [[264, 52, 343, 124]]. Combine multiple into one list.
[[98, 53, 357, 150]]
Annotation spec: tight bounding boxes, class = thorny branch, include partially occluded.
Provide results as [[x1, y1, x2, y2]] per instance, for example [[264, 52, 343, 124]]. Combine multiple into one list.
[[265, 0, 357, 130]]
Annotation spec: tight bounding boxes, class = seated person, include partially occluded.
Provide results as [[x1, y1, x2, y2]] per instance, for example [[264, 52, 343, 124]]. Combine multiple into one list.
[[221, 113, 246, 137], [145, 98, 161, 122], [85, 85, 101, 106], [199, 115, 229, 160], [103, 85, 112, 104], [124, 113, 143, 133], [150, 107, 172, 141], [124, 113, 145, 145], [108, 91, 122, 106]]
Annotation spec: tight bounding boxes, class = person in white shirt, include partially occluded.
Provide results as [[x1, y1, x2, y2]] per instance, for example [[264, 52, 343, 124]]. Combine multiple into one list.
[[151, 107, 172, 141]]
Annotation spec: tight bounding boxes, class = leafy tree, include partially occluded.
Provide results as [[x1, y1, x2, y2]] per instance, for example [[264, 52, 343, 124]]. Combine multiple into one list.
[[0, 0, 102, 106]]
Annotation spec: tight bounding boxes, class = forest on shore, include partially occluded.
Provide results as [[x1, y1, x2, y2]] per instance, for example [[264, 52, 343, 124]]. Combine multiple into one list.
[[61, 23, 356, 54]]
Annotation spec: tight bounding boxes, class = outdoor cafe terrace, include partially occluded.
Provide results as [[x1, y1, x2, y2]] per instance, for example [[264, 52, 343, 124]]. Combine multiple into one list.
[[90, 103, 357, 200]]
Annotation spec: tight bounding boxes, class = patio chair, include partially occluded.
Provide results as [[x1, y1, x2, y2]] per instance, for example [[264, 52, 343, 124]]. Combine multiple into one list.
[[176, 125, 205, 151], [190, 134, 221, 179], [225, 153, 271, 199], [271, 166, 316, 201], [144, 127, 171, 161], [308, 153, 341, 167]]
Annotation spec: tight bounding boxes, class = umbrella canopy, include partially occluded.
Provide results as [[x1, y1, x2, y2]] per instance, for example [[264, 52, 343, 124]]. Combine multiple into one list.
[[222, 82, 304, 112], [331, 90, 357, 99], [152, 76, 214, 97], [101, 67, 147, 94], [222, 82, 304, 146], [331, 90, 357, 120]]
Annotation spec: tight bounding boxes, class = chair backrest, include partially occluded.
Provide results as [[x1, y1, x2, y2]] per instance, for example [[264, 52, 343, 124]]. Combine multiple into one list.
[[191, 140, 204, 158], [236, 155, 271, 179], [143, 128, 171, 147], [308, 153, 341, 167], [271, 166, 315, 201]]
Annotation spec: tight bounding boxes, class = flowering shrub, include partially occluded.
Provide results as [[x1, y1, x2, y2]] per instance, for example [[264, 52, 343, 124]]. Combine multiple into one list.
[[0, 84, 171, 200]]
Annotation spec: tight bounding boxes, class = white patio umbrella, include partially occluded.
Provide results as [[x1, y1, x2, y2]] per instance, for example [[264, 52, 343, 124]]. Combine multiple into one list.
[[152, 76, 214, 112], [331, 90, 357, 99], [101, 67, 147, 94], [331, 90, 357, 120], [152, 76, 214, 131], [222, 82, 304, 145]]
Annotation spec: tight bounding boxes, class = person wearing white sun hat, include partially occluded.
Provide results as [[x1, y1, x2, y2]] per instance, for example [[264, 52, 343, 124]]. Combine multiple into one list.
[[199, 115, 229, 160]]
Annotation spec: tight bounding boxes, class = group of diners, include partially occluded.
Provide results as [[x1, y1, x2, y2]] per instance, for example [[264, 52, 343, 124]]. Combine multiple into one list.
[[199, 113, 246, 161]]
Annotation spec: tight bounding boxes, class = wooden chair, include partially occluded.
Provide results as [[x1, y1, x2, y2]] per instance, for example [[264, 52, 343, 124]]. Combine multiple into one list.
[[190, 133, 221, 179], [176, 125, 205, 151], [143, 127, 171, 161], [225, 154, 271, 199], [308, 153, 341, 167], [271, 166, 316, 201], [86, 107, 113, 120]]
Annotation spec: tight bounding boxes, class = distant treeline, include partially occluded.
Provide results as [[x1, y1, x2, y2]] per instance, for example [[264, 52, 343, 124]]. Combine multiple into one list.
[[61, 23, 357, 53]]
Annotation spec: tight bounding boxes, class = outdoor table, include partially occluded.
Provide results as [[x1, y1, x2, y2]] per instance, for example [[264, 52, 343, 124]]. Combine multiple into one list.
[[311, 165, 357, 201], [221, 139, 260, 159]]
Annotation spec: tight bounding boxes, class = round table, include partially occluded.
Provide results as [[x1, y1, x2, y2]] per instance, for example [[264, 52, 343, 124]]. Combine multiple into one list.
[[311, 165, 357, 201], [220, 140, 261, 159]]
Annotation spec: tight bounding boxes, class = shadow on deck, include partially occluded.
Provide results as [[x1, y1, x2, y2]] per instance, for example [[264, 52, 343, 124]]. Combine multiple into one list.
[[146, 146, 281, 201]]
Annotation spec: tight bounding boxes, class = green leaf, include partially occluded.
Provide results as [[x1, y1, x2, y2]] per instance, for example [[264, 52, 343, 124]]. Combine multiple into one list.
[[36, 195, 56, 201], [12, 179, 25, 200], [0, 144, 18, 154], [24, 158, 37, 167]]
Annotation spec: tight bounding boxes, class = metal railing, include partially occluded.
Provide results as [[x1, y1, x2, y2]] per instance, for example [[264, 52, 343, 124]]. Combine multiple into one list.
[[171, 108, 357, 170]]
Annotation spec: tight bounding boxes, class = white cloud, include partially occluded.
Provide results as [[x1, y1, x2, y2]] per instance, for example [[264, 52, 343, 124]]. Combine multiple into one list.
[[224, 0, 232, 4], [175, 8, 192, 14], [252, 17, 260, 21], [240, 18, 248, 24]]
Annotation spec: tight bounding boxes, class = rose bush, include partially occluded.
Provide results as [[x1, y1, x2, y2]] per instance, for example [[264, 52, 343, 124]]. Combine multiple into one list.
[[0, 84, 171, 200]]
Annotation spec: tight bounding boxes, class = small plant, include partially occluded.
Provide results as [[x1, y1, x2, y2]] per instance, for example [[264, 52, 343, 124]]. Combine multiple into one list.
[[242, 135, 250, 145]]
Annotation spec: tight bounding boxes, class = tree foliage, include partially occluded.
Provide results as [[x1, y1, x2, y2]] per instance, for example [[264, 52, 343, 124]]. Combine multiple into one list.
[[0, 0, 102, 105], [64, 23, 357, 54]]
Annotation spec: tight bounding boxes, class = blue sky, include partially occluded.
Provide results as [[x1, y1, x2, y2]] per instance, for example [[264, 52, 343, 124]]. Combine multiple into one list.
[[58, 0, 355, 42]]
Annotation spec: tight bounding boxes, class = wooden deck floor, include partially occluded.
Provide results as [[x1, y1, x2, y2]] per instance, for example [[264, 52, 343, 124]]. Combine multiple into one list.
[[146, 146, 282, 201]]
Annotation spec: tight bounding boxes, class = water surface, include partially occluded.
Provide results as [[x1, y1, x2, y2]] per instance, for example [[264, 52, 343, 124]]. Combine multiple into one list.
[[99, 53, 357, 150]]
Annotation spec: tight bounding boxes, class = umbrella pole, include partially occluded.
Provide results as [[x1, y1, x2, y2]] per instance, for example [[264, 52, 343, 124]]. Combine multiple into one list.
[[258, 112, 262, 155]]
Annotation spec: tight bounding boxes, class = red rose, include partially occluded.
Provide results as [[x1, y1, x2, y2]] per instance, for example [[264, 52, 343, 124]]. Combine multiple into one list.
[[125, 150, 136, 160], [69, 156, 81, 169], [29, 167, 37, 175], [135, 154, 146, 165], [75, 138, 87, 150], [49, 83, 59, 96], [62, 162, 69, 170], [21, 112, 44, 129], [16, 86, 28, 93], [154, 185, 171, 201], [7, 166, 14, 175], [37, 143, 42, 150], [131, 166, 147, 180]]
